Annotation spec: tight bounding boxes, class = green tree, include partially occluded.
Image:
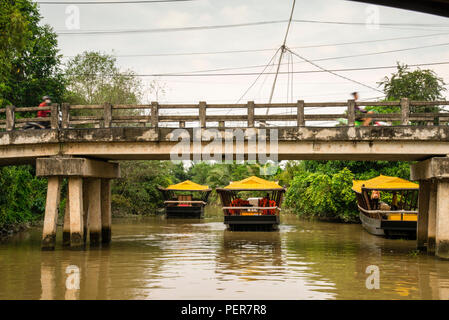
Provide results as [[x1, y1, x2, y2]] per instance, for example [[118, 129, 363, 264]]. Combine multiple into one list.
[[0, 1, 62, 232], [64, 51, 142, 105], [367, 63, 446, 116], [284, 168, 357, 222], [111, 161, 183, 215], [0, 165, 47, 229], [0, 0, 65, 107], [379, 63, 446, 102]]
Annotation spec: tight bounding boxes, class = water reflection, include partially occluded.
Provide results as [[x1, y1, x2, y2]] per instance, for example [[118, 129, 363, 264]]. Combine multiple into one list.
[[217, 231, 283, 280], [0, 214, 449, 299]]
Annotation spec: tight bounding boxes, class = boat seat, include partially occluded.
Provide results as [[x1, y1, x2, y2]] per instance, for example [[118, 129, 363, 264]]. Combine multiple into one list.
[[177, 195, 192, 206]]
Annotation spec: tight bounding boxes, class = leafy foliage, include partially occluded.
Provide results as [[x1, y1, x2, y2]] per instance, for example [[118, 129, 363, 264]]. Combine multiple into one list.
[[281, 160, 411, 222], [378, 63, 446, 102], [284, 168, 357, 222], [0, 0, 65, 108], [64, 51, 142, 105], [111, 161, 183, 215], [0, 166, 47, 228], [366, 63, 446, 117]]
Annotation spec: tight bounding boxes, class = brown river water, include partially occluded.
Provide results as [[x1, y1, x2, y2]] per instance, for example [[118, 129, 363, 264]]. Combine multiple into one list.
[[1, 209, 449, 300]]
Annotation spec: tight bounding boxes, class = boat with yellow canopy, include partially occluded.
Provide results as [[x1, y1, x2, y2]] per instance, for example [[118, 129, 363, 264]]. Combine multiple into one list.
[[216, 176, 286, 231], [158, 181, 212, 218], [352, 175, 419, 237]]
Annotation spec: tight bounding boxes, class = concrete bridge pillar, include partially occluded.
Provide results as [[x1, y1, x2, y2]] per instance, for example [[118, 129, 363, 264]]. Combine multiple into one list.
[[37, 157, 120, 250], [101, 179, 112, 244], [411, 157, 449, 259], [41, 177, 62, 250]]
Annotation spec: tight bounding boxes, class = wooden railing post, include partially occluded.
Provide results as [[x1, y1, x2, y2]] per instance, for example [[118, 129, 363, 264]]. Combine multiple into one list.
[[50, 103, 59, 129], [61, 103, 70, 129], [6, 105, 15, 131], [347, 99, 355, 126], [297, 100, 305, 127], [199, 101, 206, 128], [151, 101, 159, 128], [401, 97, 410, 125], [103, 103, 112, 128], [247, 101, 255, 128]]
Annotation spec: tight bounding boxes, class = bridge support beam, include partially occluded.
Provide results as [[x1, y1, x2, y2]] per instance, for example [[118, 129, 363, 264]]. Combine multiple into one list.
[[428, 183, 437, 254], [68, 177, 84, 249], [411, 157, 449, 259], [37, 157, 120, 250], [62, 184, 71, 246], [87, 178, 102, 246], [101, 179, 112, 244], [41, 177, 62, 250]]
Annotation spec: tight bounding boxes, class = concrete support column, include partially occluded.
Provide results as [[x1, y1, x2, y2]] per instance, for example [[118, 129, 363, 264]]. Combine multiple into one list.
[[68, 177, 84, 249], [436, 180, 449, 260], [82, 179, 90, 244], [37, 157, 120, 250], [101, 179, 112, 244], [87, 178, 102, 246], [41, 177, 62, 250], [417, 180, 430, 251], [62, 181, 71, 246], [428, 183, 437, 254]]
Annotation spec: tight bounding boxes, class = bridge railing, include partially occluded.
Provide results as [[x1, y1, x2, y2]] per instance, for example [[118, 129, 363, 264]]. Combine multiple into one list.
[[1, 99, 449, 131]]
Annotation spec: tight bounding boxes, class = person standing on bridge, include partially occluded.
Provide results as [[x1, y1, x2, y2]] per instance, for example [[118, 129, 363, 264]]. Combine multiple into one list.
[[352, 92, 374, 126], [37, 95, 52, 128]]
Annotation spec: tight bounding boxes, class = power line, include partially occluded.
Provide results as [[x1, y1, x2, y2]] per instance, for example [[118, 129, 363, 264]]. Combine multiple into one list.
[[36, 0, 194, 4], [235, 48, 281, 104], [64, 61, 449, 77], [286, 47, 384, 93], [290, 32, 449, 49], [55, 19, 449, 36], [152, 40, 449, 75], [56, 20, 289, 35], [269, 0, 296, 104], [52, 31, 449, 59], [292, 19, 449, 28]]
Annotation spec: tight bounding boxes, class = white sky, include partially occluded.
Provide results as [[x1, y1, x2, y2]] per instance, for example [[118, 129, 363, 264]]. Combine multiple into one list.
[[37, 0, 449, 105]]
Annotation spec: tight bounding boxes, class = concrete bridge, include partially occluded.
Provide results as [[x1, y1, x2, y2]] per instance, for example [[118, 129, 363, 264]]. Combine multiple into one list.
[[2, 99, 449, 259]]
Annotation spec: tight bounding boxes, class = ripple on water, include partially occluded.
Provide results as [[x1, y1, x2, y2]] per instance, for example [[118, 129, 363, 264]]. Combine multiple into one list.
[[0, 215, 446, 299]]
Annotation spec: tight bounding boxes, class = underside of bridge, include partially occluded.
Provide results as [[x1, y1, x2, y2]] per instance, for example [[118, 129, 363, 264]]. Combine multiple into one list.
[[349, 0, 449, 18], [1, 126, 449, 165]]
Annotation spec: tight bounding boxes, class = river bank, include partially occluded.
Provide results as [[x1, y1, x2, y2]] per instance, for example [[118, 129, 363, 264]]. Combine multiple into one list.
[[0, 221, 40, 240]]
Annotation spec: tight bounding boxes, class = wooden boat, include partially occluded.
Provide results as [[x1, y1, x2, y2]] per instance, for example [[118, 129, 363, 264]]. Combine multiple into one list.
[[352, 175, 419, 237], [216, 176, 286, 231], [158, 181, 211, 218]]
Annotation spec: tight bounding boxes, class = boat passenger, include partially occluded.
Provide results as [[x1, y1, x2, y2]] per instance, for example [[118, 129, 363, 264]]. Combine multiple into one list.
[[391, 192, 399, 211]]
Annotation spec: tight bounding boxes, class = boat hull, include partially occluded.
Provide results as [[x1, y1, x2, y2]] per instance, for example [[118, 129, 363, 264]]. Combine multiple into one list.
[[359, 212, 385, 236], [224, 215, 280, 231], [359, 212, 416, 237], [165, 206, 204, 219]]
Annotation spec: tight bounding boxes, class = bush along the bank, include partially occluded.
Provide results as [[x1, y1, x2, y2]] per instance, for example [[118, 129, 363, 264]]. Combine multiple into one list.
[[0, 166, 47, 233], [284, 168, 358, 222]]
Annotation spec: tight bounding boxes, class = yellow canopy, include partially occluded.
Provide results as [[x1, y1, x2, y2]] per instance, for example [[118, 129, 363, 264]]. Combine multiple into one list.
[[165, 180, 210, 191], [224, 176, 283, 190], [352, 175, 419, 193]]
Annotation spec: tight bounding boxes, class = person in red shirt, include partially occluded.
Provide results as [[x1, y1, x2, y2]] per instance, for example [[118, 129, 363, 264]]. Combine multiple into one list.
[[37, 95, 51, 118]]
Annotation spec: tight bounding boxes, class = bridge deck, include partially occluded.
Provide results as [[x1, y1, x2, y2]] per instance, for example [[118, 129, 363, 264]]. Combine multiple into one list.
[[1, 100, 448, 165]]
